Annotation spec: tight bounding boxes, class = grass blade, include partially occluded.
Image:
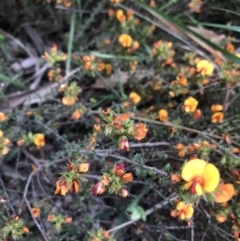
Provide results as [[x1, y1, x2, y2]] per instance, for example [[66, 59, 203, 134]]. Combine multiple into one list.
[[130, 0, 240, 64]]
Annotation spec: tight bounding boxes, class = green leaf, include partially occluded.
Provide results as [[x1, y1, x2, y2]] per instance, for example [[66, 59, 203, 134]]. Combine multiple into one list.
[[0, 73, 25, 89], [210, 7, 240, 17], [194, 23, 240, 33], [130, 206, 146, 221], [90, 51, 139, 60]]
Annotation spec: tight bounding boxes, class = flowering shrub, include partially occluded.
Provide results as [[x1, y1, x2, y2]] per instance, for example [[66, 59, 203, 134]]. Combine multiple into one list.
[[0, 0, 240, 240]]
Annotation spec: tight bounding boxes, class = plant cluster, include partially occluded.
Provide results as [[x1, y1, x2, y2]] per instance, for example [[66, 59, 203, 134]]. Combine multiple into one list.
[[1, 0, 240, 240]]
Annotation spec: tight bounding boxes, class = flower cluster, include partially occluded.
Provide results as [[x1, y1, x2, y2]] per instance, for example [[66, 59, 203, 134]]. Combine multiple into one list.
[[86, 227, 115, 241], [99, 108, 148, 151], [2, 215, 29, 240], [170, 158, 235, 221], [169, 73, 188, 97], [17, 132, 45, 149], [92, 163, 133, 197], [47, 213, 72, 232], [58, 81, 81, 106], [118, 34, 139, 52], [42, 44, 66, 66], [175, 140, 216, 159], [151, 40, 175, 66], [0, 130, 10, 156], [55, 162, 90, 195]]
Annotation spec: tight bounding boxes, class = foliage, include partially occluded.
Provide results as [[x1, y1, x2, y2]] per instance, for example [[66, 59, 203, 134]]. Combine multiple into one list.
[[1, 0, 240, 240]]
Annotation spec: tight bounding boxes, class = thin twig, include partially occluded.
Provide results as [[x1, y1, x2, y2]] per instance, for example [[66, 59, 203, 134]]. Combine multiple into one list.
[[95, 151, 167, 176], [24, 197, 49, 241], [0, 174, 15, 214], [129, 142, 171, 148]]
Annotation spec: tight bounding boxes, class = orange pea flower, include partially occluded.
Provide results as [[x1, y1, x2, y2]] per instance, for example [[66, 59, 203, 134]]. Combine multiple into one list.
[[54, 180, 68, 195], [216, 214, 227, 223], [118, 34, 133, 48], [129, 92, 141, 104], [33, 133, 45, 148], [211, 104, 223, 112], [171, 174, 182, 184], [193, 109, 202, 120], [118, 187, 129, 198], [113, 113, 130, 129], [62, 96, 77, 106], [196, 59, 214, 76], [31, 207, 40, 218], [171, 201, 194, 220], [70, 109, 82, 120], [181, 158, 220, 196], [158, 109, 168, 122], [133, 123, 148, 140], [70, 180, 80, 194], [92, 175, 109, 195], [116, 9, 126, 22], [78, 163, 90, 173], [214, 183, 235, 203], [64, 216, 73, 223], [183, 97, 198, 113], [0, 112, 6, 122], [211, 112, 224, 123]]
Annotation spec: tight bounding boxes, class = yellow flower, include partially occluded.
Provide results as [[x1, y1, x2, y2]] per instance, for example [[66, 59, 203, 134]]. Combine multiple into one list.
[[183, 96, 198, 113], [33, 134, 45, 148], [196, 59, 214, 76], [31, 207, 40, 218], [171, 202, 194, 220], [158, 109, 168, 122], [62, 96, 77, 106], [70, 109, 82, 120], [181, 158, 220, 196], [78, 163, 90, 173], [211, 112, 224, 123], [215, 214, 227, 223], [214, 183, 235, 203], [116, 9, 126, 22], [129, 92, 141, 104], [118, 34, 133, 48], [211, 104, 223, 112], [0, 112, 6, 122]]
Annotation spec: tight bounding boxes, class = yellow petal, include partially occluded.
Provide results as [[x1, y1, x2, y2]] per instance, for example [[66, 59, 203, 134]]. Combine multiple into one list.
[[185, 206, 194, 219], [181, 159, 207, 182], [195, 182, 203, 196], [202, 163, 220, 192], [176, 201, 185, 211]]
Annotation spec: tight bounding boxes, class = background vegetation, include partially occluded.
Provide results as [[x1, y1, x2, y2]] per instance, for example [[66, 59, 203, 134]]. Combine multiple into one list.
[[1, 0, 240, 240]]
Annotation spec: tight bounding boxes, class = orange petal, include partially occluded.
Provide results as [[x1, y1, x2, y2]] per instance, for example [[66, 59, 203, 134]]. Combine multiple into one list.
[[214, 183, 235, 203]]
